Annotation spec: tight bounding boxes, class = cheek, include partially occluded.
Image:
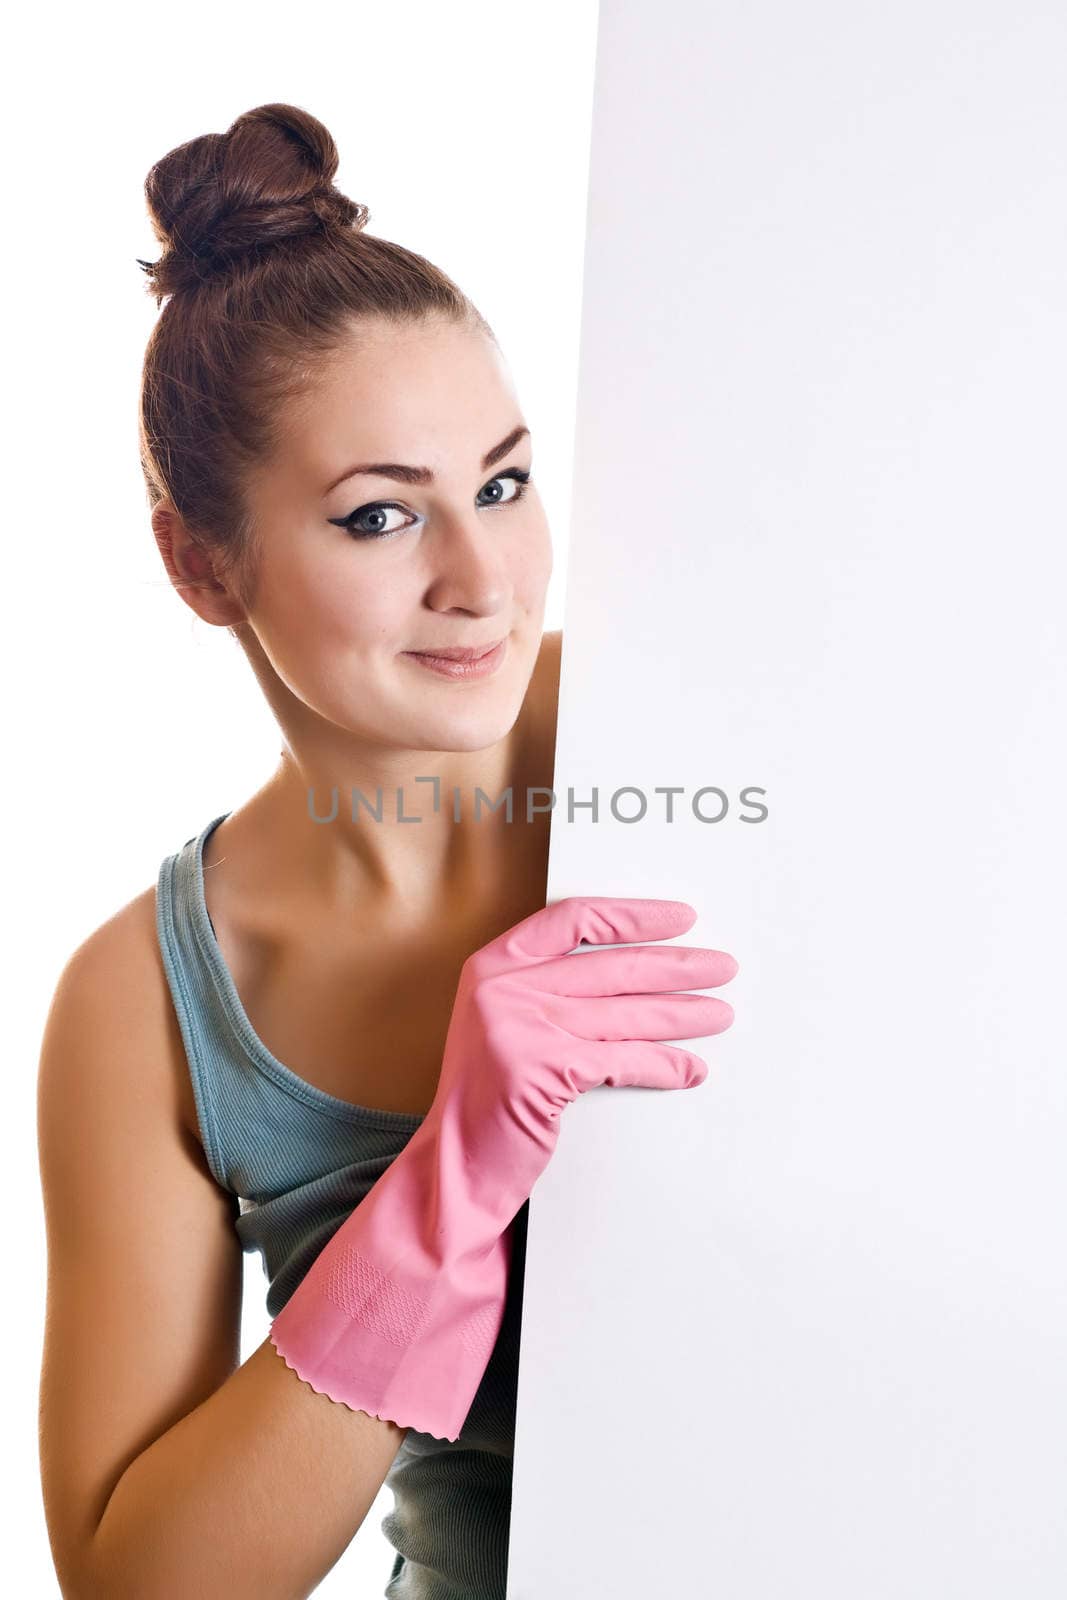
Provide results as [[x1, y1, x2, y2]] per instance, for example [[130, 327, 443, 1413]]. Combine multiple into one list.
[[260, 542, 410, 648], [509, 513, 554, 597]]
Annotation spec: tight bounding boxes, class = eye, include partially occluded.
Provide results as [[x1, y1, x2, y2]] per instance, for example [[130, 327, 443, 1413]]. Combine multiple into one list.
[[327, 502, 418, 541], [477, 468, 532, 507], [327, 468, 533, 543]]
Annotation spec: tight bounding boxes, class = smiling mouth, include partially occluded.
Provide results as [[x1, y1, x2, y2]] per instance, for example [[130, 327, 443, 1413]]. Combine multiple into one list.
[[405, 637, 507, 662]]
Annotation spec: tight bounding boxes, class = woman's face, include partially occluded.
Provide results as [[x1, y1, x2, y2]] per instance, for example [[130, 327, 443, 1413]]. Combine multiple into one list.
[[236, 315, 553, 755]]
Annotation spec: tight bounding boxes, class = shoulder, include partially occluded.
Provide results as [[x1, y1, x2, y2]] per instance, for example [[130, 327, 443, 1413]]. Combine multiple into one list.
[[41, 884, 207, 1161], [540, 627, 562, 670], [530, 628, 562, 720]]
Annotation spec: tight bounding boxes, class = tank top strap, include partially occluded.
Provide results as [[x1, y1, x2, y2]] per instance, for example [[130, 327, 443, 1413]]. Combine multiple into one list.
[[155, 811, 244, 1191], [154, 812, 425, 1202]]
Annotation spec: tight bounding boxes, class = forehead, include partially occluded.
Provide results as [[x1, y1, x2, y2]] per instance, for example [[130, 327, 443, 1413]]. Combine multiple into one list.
[[276, 316, 518, 488]]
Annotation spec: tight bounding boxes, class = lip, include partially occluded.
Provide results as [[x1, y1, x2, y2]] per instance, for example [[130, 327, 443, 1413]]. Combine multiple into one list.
[[402, 635, 509, 680], [405, 638, 507, 662]]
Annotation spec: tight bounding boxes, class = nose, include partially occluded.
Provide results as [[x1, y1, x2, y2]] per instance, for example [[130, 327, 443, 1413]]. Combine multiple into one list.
[[422, 508, 510, 617]]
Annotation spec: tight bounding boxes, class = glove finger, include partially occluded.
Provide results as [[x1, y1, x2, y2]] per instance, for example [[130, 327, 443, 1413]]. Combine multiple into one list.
[[469, 895, 697, 978], [500, 943, 739, 998], [557, 1039, 709, 1097], [544, 989, 734, 1041]]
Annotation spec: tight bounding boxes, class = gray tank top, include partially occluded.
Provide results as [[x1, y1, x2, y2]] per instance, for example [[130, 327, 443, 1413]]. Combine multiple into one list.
[[155, 812, 528, 1598]]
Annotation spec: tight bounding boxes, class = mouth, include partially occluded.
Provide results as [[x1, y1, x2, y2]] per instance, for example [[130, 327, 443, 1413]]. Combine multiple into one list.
[[401, 634, 510, 680], [404, 637, 507, 663]]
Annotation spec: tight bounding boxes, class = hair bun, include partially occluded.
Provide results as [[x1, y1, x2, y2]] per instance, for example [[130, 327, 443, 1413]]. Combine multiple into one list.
[[140, 103, 368, 298]]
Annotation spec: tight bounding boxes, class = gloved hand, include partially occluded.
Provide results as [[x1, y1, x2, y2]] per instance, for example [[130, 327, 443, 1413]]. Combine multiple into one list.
[[269, 895, 738, 1440]]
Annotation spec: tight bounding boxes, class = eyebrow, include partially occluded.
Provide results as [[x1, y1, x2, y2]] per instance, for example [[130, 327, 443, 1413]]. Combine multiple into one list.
[[323, 425, 531, 497]]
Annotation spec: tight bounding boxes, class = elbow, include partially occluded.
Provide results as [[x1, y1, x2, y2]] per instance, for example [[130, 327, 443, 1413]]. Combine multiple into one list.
[[64, 1530, 308, 1600], [43, 1522, 101, 1600], [59, 1525, 175, 1600]]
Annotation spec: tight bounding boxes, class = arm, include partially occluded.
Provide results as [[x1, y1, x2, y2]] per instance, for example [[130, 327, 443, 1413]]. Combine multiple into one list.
[[37, 904, 405, 1600]]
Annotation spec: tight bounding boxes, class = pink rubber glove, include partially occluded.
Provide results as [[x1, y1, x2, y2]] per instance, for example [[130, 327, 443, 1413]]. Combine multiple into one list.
[[268, 896, 738, 1440]]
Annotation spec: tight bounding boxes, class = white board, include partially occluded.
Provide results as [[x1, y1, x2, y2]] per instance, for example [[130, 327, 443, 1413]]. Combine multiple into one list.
[[506, 3, 1067, 1594]]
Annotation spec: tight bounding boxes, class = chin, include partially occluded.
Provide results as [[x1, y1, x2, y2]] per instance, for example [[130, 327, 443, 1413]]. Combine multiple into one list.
[[428, 709, 522, 754], [419, 683, 526, 746]]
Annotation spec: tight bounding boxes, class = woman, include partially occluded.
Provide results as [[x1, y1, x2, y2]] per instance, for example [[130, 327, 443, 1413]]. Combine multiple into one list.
[[37, 103, 738, 1598]]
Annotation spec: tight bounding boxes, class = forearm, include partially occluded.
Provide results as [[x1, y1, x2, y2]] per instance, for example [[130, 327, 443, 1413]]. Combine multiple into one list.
[[78, 1336, 404, 1600]]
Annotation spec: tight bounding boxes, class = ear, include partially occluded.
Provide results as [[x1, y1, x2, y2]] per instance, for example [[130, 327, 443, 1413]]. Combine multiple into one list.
[[150, 501, 247, 627]]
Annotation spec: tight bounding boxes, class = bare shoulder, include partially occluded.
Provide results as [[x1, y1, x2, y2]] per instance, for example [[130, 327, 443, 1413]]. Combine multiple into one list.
[[531, 627, 562, 729], [41, 885, 205, 1152], [541, 627, 563, 671]]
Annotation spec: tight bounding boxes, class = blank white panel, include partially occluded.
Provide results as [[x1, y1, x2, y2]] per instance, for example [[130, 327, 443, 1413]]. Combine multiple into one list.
[[506, 2, 1066, 1595]]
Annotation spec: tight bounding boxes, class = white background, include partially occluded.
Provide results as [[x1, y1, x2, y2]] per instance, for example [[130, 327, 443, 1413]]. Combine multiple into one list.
[[507, 1, 1066, 1595], [5, 3, 597, 1592]]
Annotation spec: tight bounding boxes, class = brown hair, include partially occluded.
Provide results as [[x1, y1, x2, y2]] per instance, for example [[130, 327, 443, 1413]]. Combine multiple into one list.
[[138, 102, 490, 607]]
